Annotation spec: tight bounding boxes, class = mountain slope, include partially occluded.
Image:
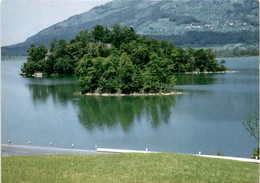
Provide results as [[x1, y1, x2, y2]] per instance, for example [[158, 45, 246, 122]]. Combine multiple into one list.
[[2, 0, 259, 56]]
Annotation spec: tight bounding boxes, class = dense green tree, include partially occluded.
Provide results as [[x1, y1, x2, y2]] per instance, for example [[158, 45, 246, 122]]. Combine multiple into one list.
[[130, 43, 150, 66], [43, 54, 56, 74], [145, 39, 161, 55], [50, 39, 58, 53], [66, 43, 83, 63], [118, 52, 135, 93], [78, 30, 89, 46], [76, 55, 103, 93], [161, 41, 176, 56], [193, 49, 209, 72], [21, 44, 47, 74], [92, 25, 105, 43], [122, 27, 137, 43], [54, 56, 74, 74], [67, 31, 90, 62], [111, 24, 123, 48], [55, 39, 67, 58], [103, 27, 113, 44], [21, 61, 39, 75], [170, 47, 190, 72], [27, 44, 47, 62], [97, 43, 111, 57], [143, 68, 159, 93], [143, 53, 176, 92], [98, 56, 119, 93], [131, 65, 143, 92], [22, 24, 226, 93]]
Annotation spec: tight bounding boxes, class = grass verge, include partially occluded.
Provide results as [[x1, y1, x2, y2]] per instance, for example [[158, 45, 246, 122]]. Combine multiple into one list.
[[2, 153, 259, 183]]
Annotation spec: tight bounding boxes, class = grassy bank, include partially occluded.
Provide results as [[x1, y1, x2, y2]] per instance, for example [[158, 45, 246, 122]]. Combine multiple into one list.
[[2, 153, 259, 183]]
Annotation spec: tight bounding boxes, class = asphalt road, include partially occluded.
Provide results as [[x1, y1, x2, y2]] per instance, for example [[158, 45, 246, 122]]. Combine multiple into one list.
[[2, 144, 259, 163], [1, 144, 106, 157]]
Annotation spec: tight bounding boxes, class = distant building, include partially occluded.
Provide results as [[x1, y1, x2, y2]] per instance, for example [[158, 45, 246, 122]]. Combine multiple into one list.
[[34, 72, 43, 78], [107, 44, 112, 49], [45, 49, 54, 60]]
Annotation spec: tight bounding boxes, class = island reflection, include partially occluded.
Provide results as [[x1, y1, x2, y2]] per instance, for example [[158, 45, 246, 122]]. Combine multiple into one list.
[[28, 83, 76, 106], [76, 95, 176, 132], [28, 82, 177, 132], [175, 74, 217, 85]]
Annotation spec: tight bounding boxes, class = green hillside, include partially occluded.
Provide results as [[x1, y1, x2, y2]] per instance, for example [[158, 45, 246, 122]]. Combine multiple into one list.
[[2, 0, 259, 56]]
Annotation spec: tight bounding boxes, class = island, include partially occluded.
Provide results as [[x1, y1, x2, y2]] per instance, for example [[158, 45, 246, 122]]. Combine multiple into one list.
[[21, 24, 226, 94]]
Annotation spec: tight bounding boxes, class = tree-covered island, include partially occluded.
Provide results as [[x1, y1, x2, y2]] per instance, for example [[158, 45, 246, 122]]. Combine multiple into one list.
[[21, 24, 226, 94]]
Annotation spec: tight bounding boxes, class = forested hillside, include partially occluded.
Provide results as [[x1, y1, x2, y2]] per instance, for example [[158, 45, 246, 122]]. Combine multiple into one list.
[[2, 0, 259, 56]]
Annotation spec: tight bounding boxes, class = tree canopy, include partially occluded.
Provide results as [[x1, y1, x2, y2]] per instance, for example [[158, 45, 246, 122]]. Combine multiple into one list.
[[21, 24, 226, 94]]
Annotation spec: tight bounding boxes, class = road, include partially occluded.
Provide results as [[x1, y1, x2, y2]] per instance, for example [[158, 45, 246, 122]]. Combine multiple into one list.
[[2, 144, 259, 163], [1, 144, 106, 157]]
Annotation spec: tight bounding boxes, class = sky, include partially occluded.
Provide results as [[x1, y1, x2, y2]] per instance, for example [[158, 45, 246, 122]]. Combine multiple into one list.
[[1, 0, 113, 46]]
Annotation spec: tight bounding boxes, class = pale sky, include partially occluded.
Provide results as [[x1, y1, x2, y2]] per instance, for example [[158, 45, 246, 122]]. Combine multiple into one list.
[[1, 0, 113, 46]]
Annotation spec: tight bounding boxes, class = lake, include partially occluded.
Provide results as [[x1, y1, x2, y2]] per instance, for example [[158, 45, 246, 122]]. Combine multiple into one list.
[[1, 57, 259, 158]]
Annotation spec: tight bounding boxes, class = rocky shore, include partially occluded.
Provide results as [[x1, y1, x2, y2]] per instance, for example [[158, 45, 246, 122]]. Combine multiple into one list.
[[183, 70, 238, 74], [76, 91, 182, 96]]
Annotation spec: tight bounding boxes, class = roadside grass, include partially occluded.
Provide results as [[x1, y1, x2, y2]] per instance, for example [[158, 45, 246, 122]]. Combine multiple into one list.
[[2, 153, 259, 183]]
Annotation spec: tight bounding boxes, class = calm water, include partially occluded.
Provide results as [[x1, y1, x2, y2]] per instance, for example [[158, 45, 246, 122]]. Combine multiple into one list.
[[2, 57, 259, 158]]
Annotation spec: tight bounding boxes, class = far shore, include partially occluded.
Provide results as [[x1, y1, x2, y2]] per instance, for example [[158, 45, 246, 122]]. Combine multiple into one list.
[[1, 55, 259, 61], [1, 56, 28, 61], [74, 91, 182, 96]]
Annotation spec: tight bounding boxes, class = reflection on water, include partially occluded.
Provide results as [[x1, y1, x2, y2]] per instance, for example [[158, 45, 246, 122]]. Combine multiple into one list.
[[76, 96, 176, 132], [175, 74, 217, 85], [28, 84, 77, 105], [27, 82, 176, 132]]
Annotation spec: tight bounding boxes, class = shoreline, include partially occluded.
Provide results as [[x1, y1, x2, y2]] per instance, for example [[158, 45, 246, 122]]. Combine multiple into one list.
[[181, 70, 238, 74], [1, 144, 105, 157], [2, 144, 259, 163], [75, 91, 182, 96]]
